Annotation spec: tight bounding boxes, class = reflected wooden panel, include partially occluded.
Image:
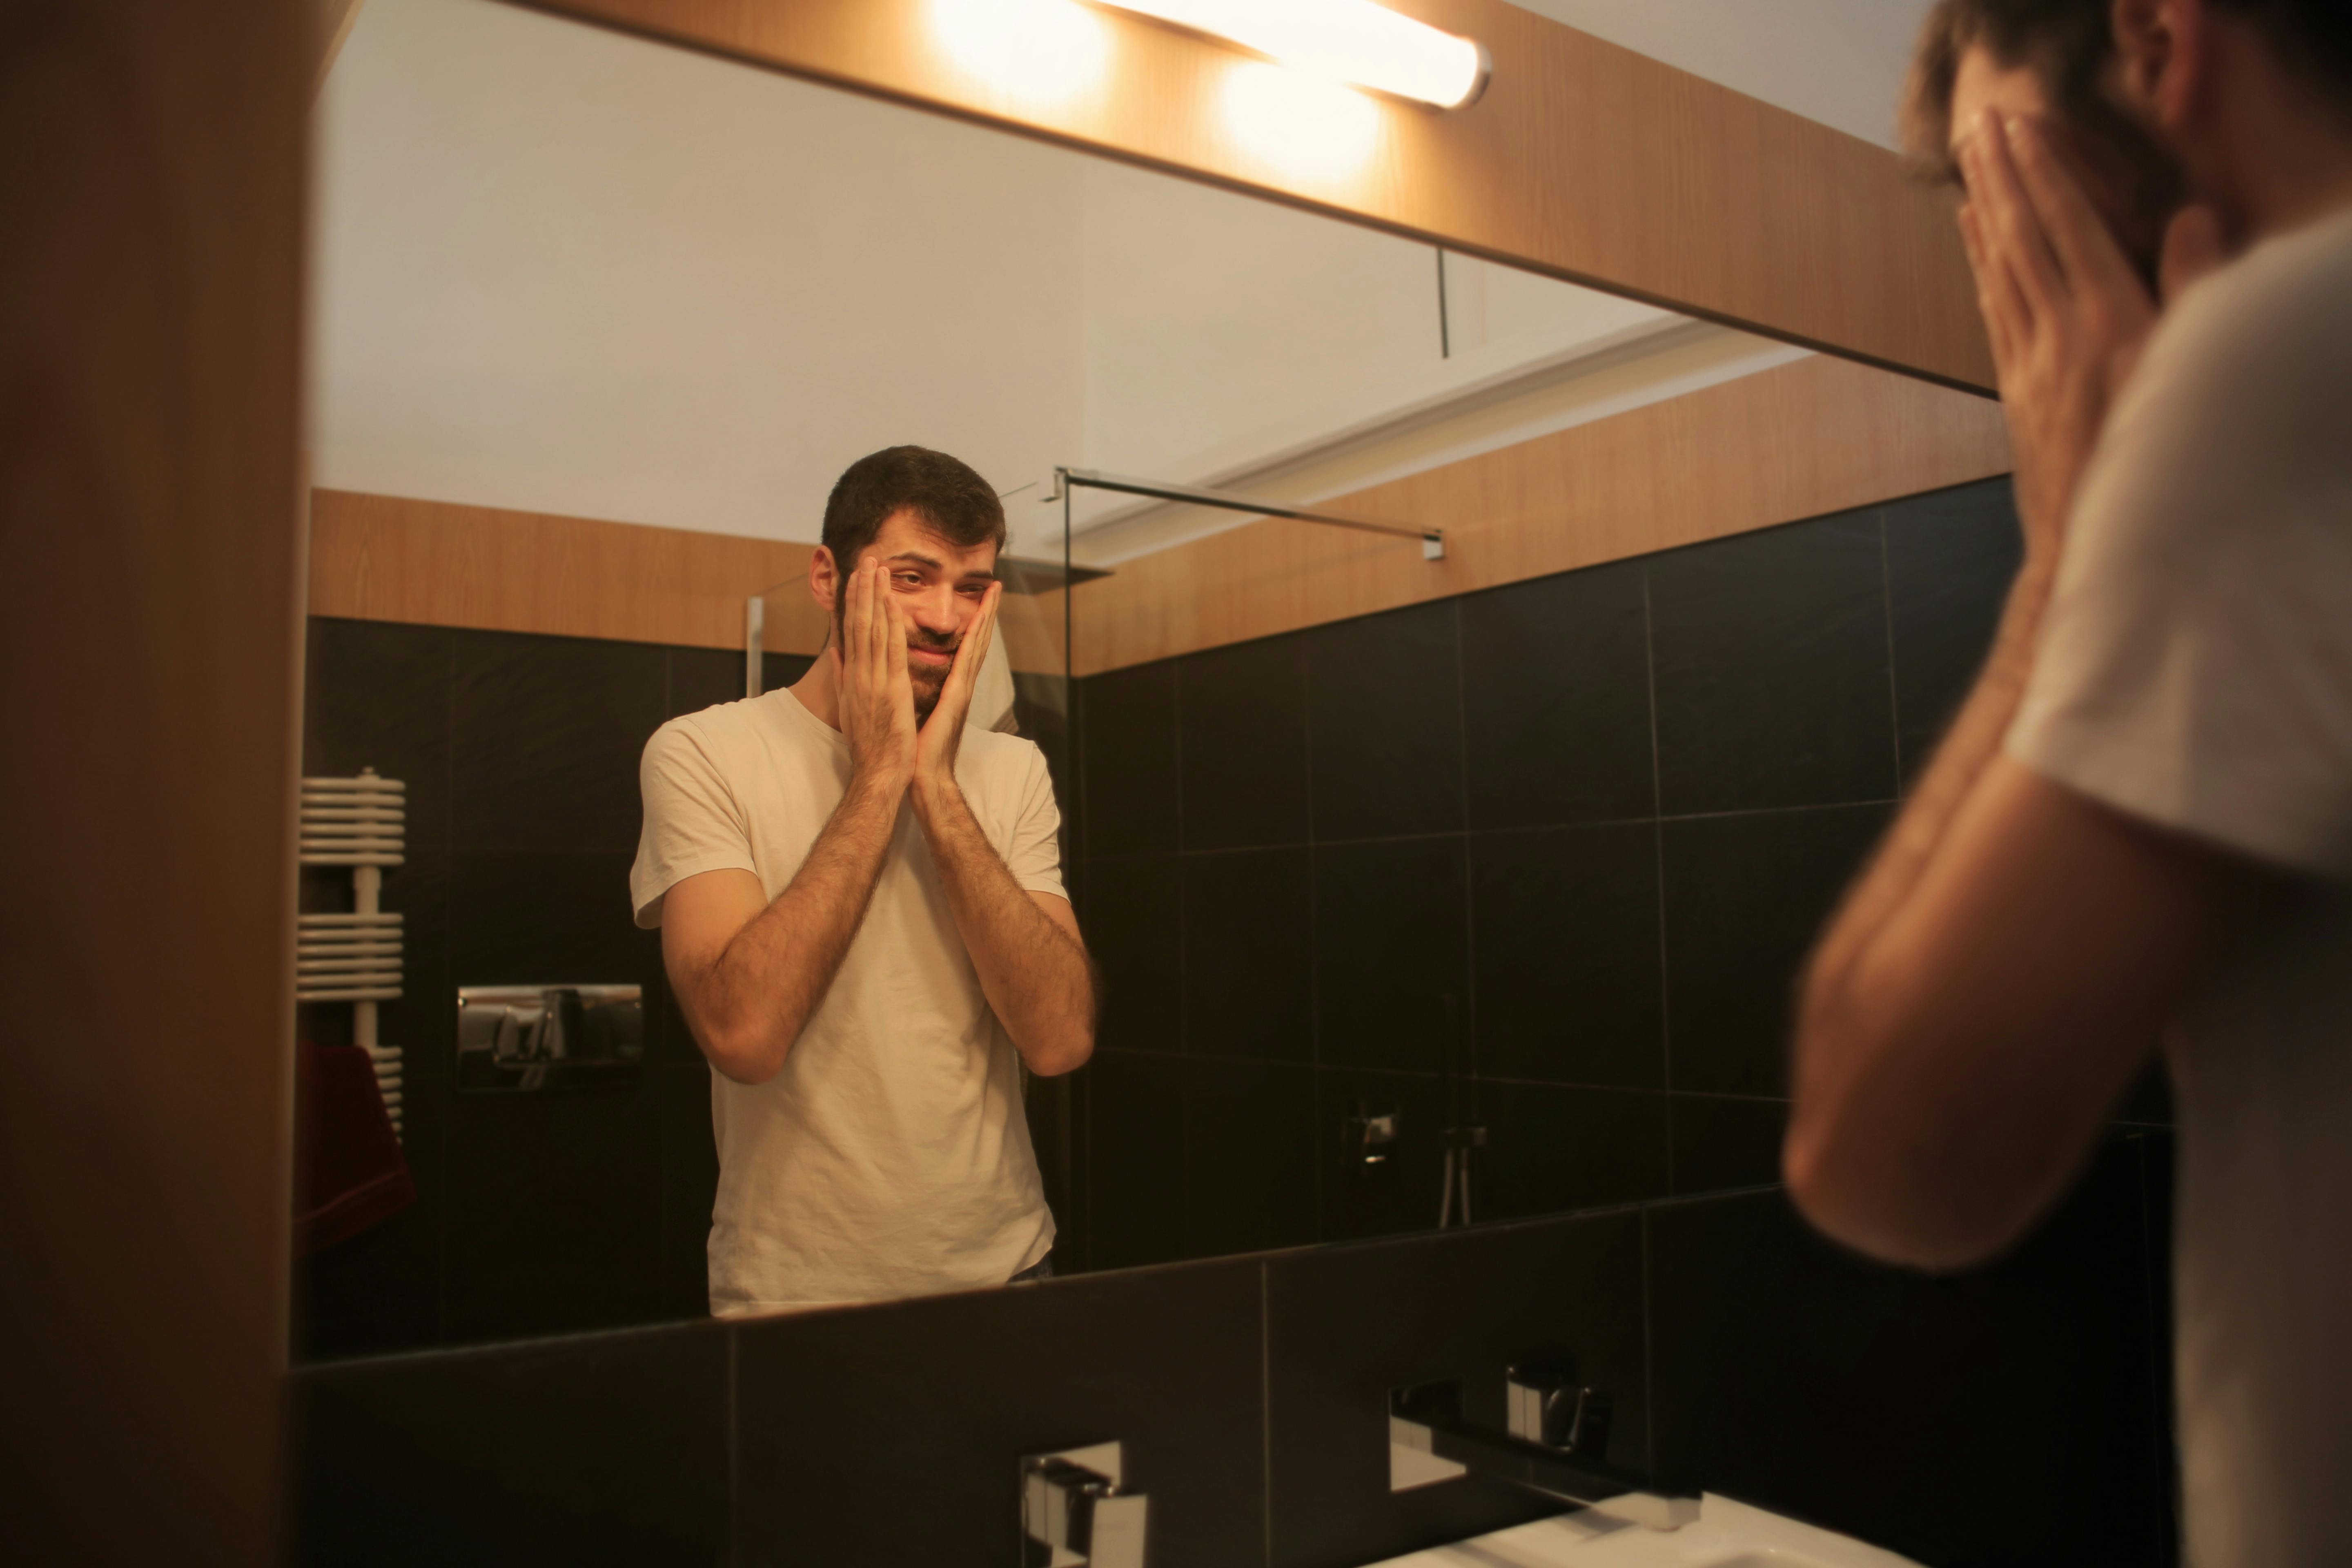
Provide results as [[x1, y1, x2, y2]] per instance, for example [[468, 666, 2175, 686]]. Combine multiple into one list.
[[310, 488, 831, 655], [1065, 354, 2011, 675], [537, 0, 1992, 391]]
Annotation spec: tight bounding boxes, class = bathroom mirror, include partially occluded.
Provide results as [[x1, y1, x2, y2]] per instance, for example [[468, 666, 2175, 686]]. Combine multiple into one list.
[[296, 0, 2009, 1359]]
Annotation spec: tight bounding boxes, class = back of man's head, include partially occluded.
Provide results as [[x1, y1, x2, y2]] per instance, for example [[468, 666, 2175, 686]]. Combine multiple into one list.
[[820, 445, 1007, 572], [1903, 0, 2352, 179]]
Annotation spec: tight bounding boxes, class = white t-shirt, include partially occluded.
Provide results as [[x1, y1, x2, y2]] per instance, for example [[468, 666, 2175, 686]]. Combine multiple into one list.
[[2009, 207, 2352, 1568], [629, 684, 1064, 1315]]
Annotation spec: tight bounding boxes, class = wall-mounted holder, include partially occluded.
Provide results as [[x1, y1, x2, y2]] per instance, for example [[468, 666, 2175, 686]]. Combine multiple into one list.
[[1389, 1359, 1698, 1532], [1021, 1440, 1148, 1568], [456, 984, 643, 1092]]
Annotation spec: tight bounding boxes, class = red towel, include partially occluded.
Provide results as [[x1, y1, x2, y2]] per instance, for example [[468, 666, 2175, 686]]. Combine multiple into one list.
[[293, 1040, 415, 1254]]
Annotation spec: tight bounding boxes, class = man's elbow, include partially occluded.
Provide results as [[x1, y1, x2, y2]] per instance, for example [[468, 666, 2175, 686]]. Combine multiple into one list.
[[1021, 1024, 1094, 1078], [697, 1022, 788, 1086]]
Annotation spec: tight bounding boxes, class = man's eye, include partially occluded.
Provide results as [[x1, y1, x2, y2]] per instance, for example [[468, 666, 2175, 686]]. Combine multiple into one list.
[[893, 574, 922, 588]]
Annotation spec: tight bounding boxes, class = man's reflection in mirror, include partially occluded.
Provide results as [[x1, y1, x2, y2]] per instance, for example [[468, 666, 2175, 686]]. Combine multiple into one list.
[[631, 446, 1096, 1314]]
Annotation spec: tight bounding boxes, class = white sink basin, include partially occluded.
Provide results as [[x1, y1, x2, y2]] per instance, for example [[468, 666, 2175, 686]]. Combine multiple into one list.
[[1363, 1494, 1925, 1567]]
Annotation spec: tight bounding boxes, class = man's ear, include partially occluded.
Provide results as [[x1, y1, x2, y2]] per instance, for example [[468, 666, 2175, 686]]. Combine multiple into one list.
[[809, 545, 839, 615], [2113, 0, 2205, 133]]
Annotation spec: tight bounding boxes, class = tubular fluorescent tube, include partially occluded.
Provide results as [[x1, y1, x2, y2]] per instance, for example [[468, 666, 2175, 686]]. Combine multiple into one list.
[[1091, 0, 1490, 109]]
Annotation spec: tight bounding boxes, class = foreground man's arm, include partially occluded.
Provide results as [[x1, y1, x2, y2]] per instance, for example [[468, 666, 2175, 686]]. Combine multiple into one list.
[[660, 561, 914, 1085], [1786, 116, 2268, 1268], [908, 583, 1096, 1076]]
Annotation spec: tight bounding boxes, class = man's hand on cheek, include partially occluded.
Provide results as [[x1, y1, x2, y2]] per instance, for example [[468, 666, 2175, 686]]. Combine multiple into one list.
[[840, 561, 918, 796], [911, 581, 1001, 812], [1959, 111, 2166, 564]]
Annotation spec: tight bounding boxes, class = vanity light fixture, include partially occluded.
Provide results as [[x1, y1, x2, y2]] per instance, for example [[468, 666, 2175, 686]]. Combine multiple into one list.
[[1089, 0, 1490, 109]]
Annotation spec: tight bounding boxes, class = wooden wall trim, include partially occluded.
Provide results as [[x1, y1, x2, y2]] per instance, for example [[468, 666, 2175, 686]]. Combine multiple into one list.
[[311, 354, 2009, 679], [309, 489, 831, 655], [1065, 354, 2012, 675], [526, 0, 1993, 392]]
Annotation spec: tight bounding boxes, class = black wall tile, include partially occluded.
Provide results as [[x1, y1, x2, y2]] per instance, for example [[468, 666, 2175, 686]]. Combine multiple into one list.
[[655, 1060, 717, 1321], [452, 629, 667, 853], [441, 1082, 665, 1343], [1085, 853, 1185, 1055], [305, 617, 454, 854], [1660, 804, 1889, 1096], [1459, 560, 1655, 829], [1305, 599, 1465, 842], [1182, 848, 1313, 1061], [1312, 836, 1469, 1075], [1083, 660, 1181, 856], [666, 646, 744, 721], [1470, 822, 1663, 1089], [1183, 1059, 1320, 1259], [293, 1067, 450, 1362], [1884, 479, 2022, 787], [1648, 513, 1898, 814], [294, 1322, 730, 1568], [1084, 1051, 1187, 1270], [1476, 1082, 1672, 1221], [450, 848, 656, 995], [1181, 635, 1309, 851], [1667, 1094, 1787, 1195], [1265, 1210, 1650, 1568], [1648, 1138, 2170, 1567], [733, 1258, 1265, 1568], [1316, 1067, 1449, 1243]]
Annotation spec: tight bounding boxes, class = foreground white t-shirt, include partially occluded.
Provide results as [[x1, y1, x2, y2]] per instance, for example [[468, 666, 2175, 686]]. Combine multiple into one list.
[[629, 684, 1062, 1315], [2009, 207, 2352, 1567]]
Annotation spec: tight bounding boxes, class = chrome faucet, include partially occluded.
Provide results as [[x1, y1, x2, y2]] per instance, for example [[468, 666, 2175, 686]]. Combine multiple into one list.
[[1389, 1359, 1699, 1532], [1021, 1441, 1148, 1568]]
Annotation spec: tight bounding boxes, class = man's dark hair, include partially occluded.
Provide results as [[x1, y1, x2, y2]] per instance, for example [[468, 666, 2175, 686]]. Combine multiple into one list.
[[820, 445, 1007, 574], [1902, 0, 2352, 181]]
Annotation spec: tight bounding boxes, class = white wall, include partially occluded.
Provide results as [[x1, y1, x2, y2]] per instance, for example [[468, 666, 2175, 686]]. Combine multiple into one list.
[[313, 0, 1089, 550], [314, 0, 1847, 557]]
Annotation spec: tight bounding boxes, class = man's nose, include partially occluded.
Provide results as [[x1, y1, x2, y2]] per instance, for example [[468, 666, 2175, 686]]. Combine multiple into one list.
[[906, 586, 964, 636]]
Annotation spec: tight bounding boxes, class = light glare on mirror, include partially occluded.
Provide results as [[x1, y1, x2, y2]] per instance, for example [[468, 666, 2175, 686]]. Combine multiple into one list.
[[1219, 60, 1382, 182], [929, 0, 1111, 105], [1094, 0, 1489, 109]]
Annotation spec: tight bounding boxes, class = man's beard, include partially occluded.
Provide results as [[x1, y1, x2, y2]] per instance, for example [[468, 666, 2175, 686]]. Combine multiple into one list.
[[836, 609, 956, 720]]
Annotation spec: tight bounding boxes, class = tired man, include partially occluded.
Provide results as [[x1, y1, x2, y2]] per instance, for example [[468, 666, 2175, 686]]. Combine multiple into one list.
[[1785, 1, 2351, 1561], [630, 445, 1093, 1315]]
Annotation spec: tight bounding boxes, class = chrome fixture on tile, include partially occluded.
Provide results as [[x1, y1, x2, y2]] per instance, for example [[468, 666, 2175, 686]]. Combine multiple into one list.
[[1021, 1441, 1148, 1568], [456, 984, 643, 1092], [1347, 1110, 1399, 1165], [1388, 1359, 1699, 1532]]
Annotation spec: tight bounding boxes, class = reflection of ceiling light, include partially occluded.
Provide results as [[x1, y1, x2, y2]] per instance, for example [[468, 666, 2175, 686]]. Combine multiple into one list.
[[930, 0, 1110, 105], [1091, 0, 1490, 109]]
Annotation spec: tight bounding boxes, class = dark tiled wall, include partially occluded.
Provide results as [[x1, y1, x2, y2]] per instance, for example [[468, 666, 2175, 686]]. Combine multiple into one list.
[[1070, 479, 2168, 1267], [295, 619, 812, 1359], [293, 1130, 2176, 1568]]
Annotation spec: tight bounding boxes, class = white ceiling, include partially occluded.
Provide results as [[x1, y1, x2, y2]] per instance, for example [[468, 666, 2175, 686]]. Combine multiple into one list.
[[1505, 0, 1936, 149]]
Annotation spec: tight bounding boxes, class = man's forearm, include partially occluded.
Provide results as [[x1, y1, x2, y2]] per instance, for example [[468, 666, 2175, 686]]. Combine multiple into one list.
[[1794, 554, 2058, 1093], [693, 776, 902, 1082], [912, 780, 1094, 1075]]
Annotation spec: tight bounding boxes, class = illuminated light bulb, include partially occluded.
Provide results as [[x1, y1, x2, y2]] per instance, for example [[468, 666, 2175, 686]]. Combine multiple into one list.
[[1220, 60, 1381, 181], [929, 0, 1112, 105], [1092, 0, 1489, 109]]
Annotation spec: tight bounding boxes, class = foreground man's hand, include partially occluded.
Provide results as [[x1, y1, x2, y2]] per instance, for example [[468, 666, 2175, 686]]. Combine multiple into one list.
[[1958, 111, 2167, 560]]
